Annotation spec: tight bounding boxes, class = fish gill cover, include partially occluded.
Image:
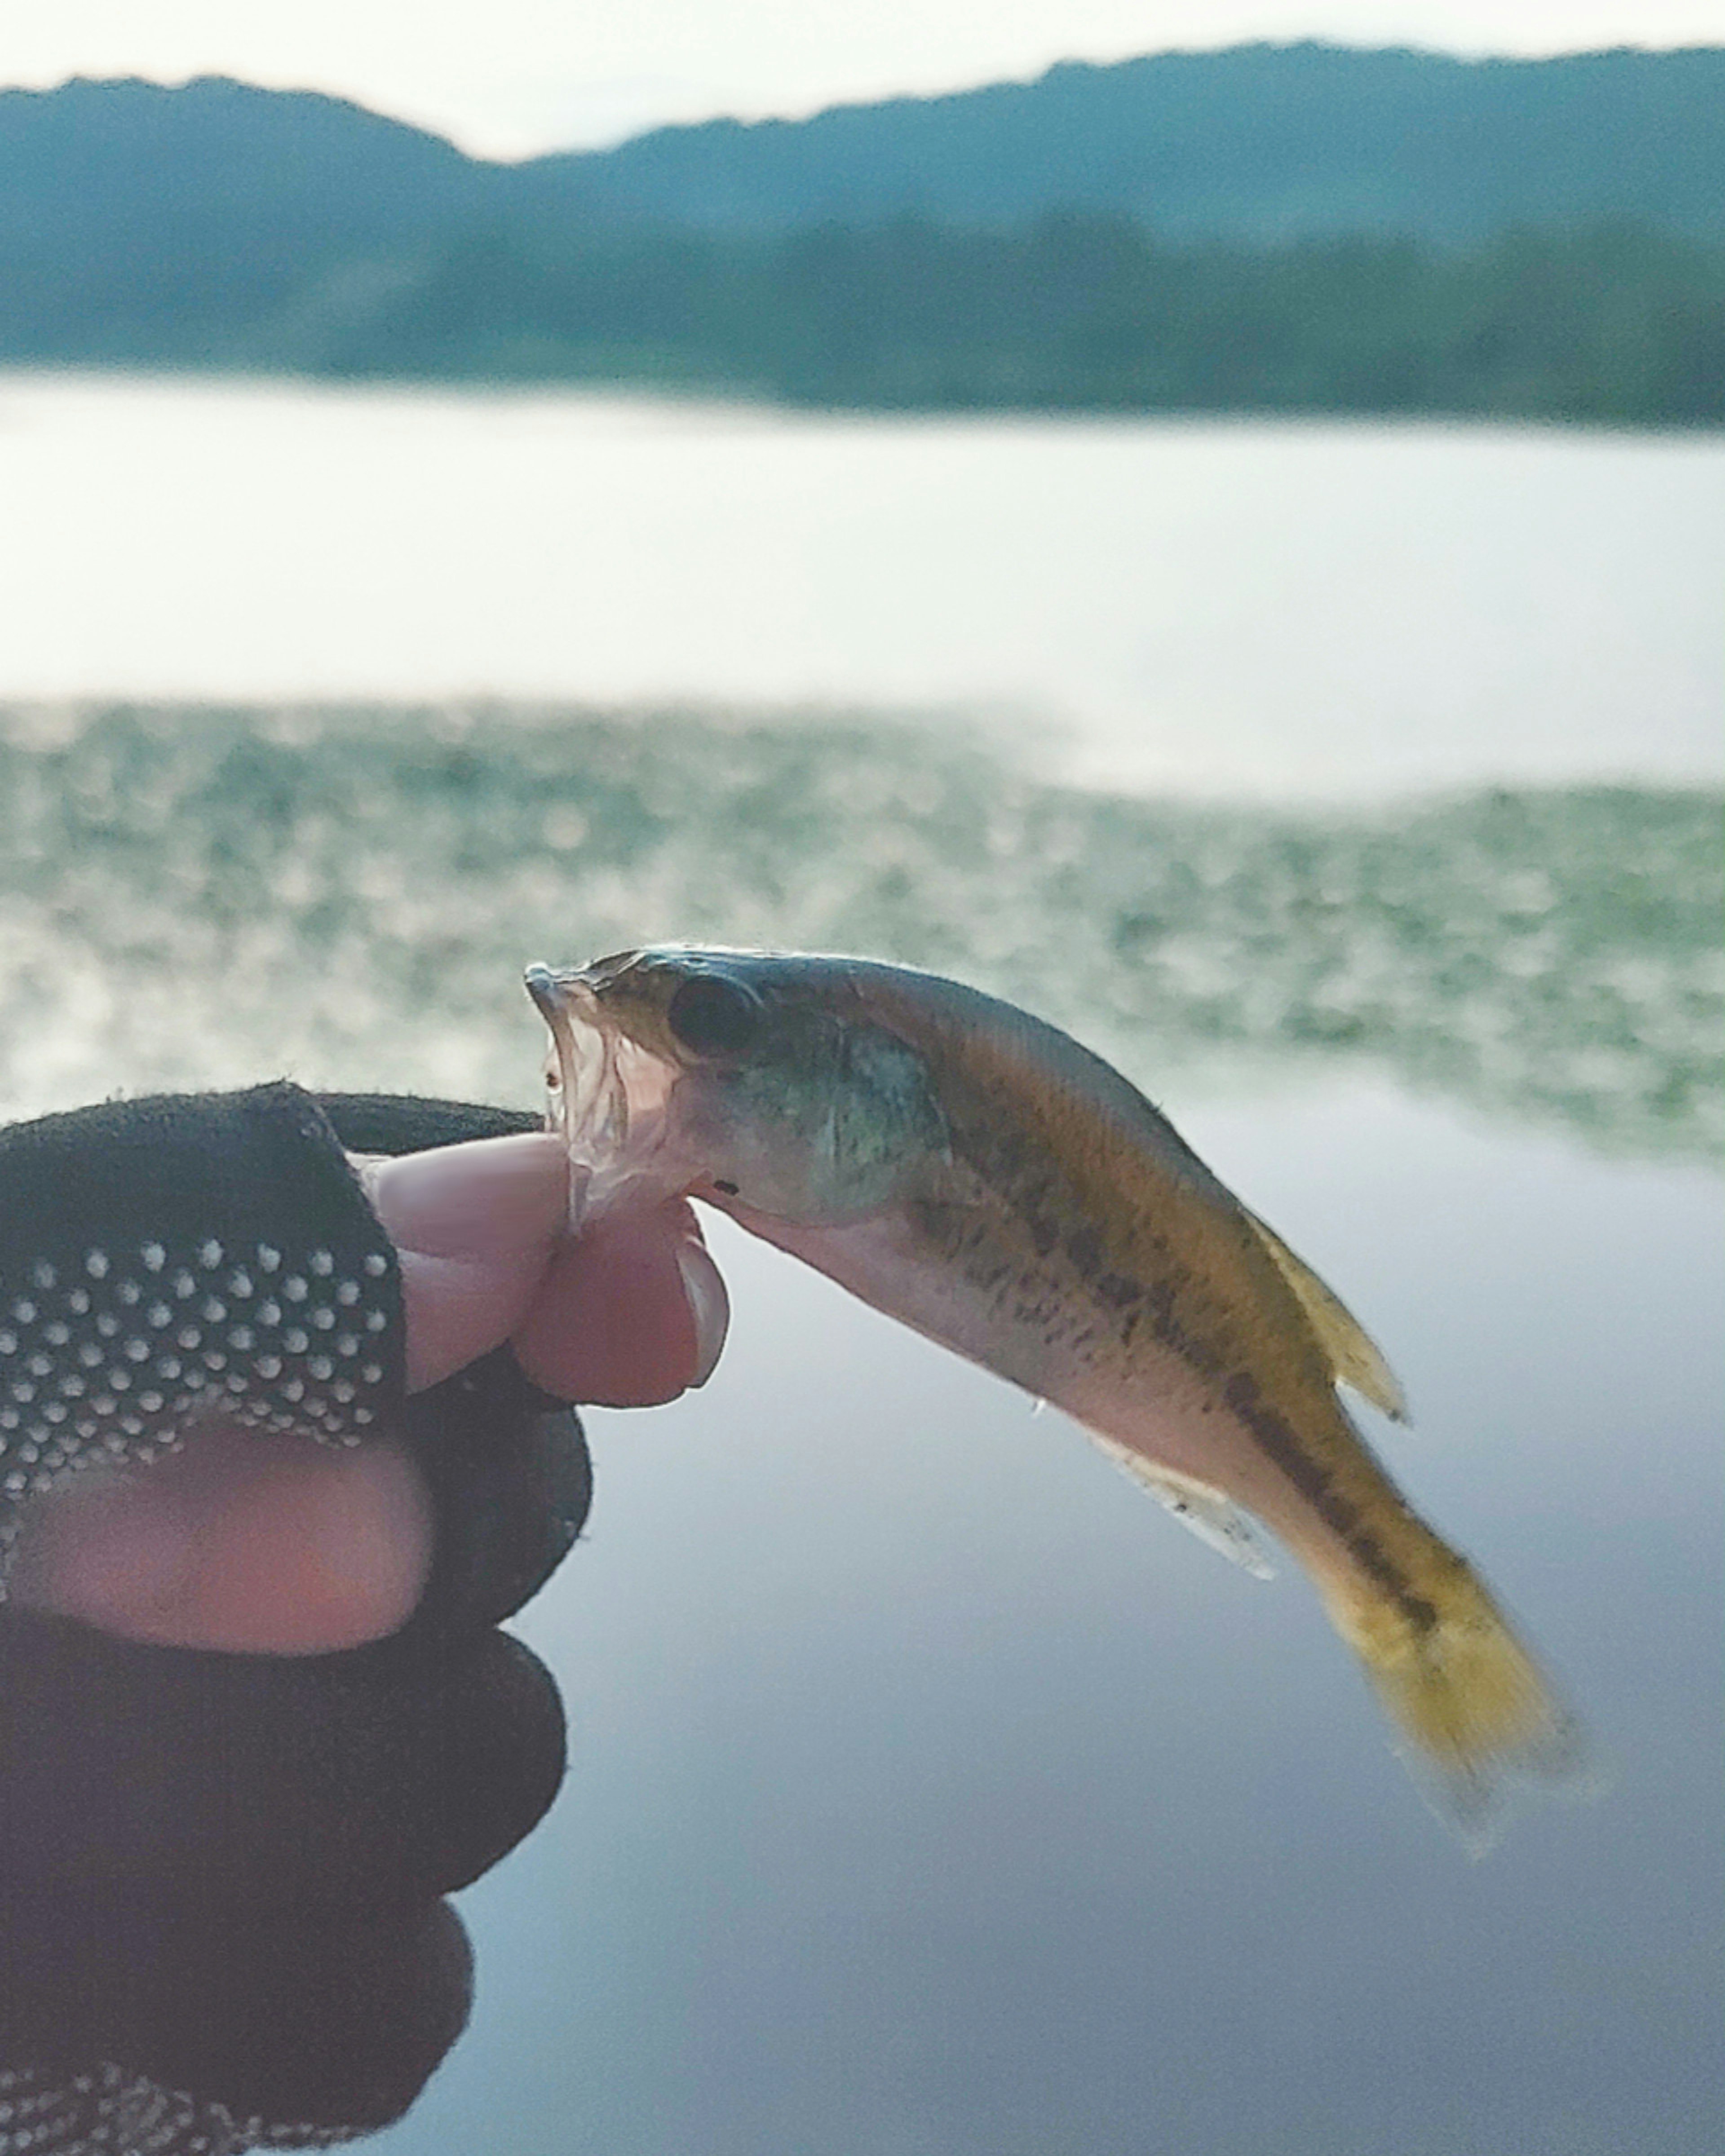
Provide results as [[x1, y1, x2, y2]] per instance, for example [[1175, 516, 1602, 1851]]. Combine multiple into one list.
[[0, 702, 1715, 1161]]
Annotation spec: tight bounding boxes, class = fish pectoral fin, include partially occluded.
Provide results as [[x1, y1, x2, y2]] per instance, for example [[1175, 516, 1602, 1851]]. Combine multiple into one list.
[[1084, 1433, 1277, 1581], [1243, 1209, 1410, 1425]]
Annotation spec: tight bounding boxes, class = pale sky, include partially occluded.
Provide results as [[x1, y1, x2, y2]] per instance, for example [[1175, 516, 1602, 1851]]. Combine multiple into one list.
[[2, 0, 1720, 157]]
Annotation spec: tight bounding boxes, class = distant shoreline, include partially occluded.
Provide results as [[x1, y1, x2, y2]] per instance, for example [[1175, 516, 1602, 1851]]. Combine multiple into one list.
[[5, 361, 1720, 437]]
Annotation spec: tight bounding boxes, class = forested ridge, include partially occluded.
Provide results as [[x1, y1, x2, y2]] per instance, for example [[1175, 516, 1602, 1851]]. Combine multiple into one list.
[[3, 46, 1721, 424], [288, 217, 1725, 424]]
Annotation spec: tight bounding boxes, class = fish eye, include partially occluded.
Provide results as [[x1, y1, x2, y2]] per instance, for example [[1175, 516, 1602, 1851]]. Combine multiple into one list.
[[666, 974, 763, 1057]]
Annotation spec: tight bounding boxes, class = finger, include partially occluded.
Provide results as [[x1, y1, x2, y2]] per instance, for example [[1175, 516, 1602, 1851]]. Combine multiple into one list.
[[8, 1425, 435, 1654], [359, 1133, 571, 1392], [511, 1201, 729, 1407], [5, 1144, 725, 1652]]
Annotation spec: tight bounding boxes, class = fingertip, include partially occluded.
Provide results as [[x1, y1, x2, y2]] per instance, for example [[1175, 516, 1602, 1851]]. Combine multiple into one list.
[[674, 1236, 729, 1389], [511, 1206, 728, 1407]]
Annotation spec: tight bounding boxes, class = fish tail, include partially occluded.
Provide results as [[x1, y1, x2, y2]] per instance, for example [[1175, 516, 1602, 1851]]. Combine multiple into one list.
[[1323, 1554, 1591, 1851]]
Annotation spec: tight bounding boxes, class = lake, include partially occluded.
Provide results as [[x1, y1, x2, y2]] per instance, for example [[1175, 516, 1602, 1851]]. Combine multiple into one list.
[[0, 374, 1721, 798], [0, 376, 1717, 2154], [404, 1088, 1723, 2156]]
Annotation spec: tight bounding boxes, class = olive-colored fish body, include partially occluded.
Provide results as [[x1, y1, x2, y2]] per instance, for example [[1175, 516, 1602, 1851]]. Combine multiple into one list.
[[526, 948, 1582, 1843]]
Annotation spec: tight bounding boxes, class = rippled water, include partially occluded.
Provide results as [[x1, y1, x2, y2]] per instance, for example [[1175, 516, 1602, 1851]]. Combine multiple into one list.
[[0, 702, 1715, 1165]]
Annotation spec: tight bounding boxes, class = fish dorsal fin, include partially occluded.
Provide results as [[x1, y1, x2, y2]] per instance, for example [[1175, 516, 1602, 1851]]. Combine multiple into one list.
[[1244, 1210, 1410, 1424], [1084, 1432, 1277, 1580]]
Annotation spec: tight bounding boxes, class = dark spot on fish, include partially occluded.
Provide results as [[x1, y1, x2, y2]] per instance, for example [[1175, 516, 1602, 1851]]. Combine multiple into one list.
[[1134, 1277, 1206, 1365], [980, 1128, 1032, 1176], [713, 1179, 739, 1196], [1095, 1270, 1143, 1310]]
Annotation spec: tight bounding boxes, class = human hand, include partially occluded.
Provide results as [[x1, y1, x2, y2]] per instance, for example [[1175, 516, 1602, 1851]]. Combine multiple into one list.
[[8, 1128, 727, 1653], [0, 1081, 730, 1913], [0, 1085, 721, 2150]]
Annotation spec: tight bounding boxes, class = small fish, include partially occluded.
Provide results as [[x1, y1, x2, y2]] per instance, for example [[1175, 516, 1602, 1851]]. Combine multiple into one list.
[[525, 947, 1583, 1843]]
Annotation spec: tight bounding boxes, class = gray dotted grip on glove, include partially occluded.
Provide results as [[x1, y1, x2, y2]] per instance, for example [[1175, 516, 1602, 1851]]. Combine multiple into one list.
[[0, 1082, 408, 1574]]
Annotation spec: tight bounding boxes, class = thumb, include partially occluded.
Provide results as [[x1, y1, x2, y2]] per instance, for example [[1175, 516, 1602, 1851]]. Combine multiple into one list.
[[358, 1134, 571, 1392]]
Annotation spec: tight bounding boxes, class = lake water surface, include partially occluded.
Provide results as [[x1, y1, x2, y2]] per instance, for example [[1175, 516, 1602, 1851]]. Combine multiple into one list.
[[389, 1087, 1723, 2156], [0, 376, 1716, 2154], [0, 374, 1720, 797]]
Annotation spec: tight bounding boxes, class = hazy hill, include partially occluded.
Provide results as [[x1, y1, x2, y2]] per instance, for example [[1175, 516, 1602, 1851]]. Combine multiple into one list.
[[4, 43, 1722, 274], [0, 73, 472, 239], [525, 43, 1725, 244], [0, 49, 1720, 422], [0, 75, 482, 356]]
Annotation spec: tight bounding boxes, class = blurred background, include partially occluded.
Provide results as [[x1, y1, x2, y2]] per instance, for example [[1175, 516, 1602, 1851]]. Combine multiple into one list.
[[0, 4, 1719, 2152]]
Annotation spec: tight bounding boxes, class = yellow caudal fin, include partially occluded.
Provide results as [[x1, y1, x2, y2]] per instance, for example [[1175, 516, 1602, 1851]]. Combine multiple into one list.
[[1245, 1209, 1410, 1423], [1328, 1560, 1592, 1853]]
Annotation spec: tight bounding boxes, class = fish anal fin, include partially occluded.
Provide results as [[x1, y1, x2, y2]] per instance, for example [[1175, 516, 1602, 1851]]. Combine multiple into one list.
[[1084, 1432, 1277, 1581], [1245, 1210, 1410, 1424]]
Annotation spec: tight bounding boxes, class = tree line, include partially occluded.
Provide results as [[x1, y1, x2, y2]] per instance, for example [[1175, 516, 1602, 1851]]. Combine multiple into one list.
[[300, 214, 1723, 427], [2, 206, 1718, 426]]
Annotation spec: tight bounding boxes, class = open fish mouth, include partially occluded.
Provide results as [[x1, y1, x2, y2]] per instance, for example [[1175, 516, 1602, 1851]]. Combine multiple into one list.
[[524, 963, 682, 1228], [525, 966, 610, 1141]]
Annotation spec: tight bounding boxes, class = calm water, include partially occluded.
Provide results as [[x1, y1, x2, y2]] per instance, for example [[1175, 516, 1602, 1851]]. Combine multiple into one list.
[[0, 376, 1717, 2152], [380, 1087, 1724, 2156], [0, 374, 1721, 798]]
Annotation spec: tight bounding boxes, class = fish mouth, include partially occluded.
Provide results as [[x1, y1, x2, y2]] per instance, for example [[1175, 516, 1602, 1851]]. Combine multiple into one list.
[[526, 965, 598, 1128], [524, 963, 681, 1228], [525, 965, 617, 1224]]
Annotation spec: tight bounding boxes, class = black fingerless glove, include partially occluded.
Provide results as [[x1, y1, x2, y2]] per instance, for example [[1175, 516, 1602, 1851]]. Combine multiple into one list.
[[0, 1081, 587, 1635], [0, 1082, 590, 2154], [0, 1083, 405, 1551]]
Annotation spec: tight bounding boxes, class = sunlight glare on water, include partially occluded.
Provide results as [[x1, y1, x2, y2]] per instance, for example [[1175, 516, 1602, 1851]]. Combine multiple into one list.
[[0, 374, 1719, 798]]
